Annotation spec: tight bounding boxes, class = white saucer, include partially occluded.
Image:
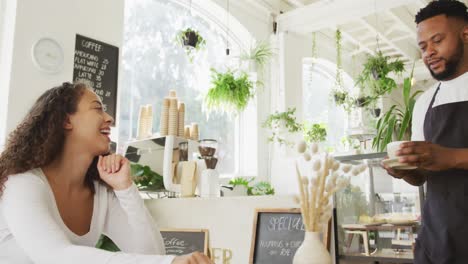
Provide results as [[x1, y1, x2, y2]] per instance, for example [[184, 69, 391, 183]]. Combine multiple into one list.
[[382, 158, 417, 170]]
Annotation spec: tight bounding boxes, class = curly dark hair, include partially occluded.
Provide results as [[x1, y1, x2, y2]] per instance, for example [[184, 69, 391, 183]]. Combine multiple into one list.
[[0, 82, 103, 197], [415, 0, 468, 24]]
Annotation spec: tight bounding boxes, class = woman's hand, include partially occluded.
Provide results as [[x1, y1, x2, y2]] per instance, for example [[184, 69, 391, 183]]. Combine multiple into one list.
[[172, 252, 213, 264], [97, 154, 133, 190]]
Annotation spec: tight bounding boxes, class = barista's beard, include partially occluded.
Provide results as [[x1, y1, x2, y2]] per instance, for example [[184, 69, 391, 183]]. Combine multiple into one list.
[[428, 39, 464, 81]]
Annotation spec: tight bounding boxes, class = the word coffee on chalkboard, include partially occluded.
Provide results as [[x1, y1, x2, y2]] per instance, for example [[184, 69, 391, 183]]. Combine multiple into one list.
[[161, 229, 209, 256], [249, 208, 330, 264], [73, 34, 119, 123]]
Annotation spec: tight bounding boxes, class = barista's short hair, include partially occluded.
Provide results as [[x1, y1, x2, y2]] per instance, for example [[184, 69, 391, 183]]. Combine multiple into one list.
[[415, 0, 468, 24]]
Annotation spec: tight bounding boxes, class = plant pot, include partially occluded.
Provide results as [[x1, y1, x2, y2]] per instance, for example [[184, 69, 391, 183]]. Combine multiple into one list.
[[355, 97, 369, 108], [221, 185, 248, 197], [371, 68, 381, 80], [334, 94, 346, 105], [293, 232, 332, 264], [183, 31, 199, 48], [372, 108, 381, 118]]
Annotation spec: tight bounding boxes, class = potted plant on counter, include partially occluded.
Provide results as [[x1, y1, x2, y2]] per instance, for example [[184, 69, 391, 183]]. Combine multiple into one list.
[[372, 70, 422, 152], [222, 177, 252, 196], [249, 181, 275, 195], [221, 177, 275, 196], [204, 68, 254, 115]]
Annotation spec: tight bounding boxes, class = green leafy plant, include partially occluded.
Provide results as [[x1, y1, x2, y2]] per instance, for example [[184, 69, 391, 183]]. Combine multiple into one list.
[[228, 177, 275, 196], [335, 29, 344, 90], [249, 181, 275, 196], [205, 69, 254, 114], [228, 177, 252, 188], [131, 163, 164, 191], [176, 28, 206, 62], [240, 42, 274, 71], [356, 51, 405, 102], [341, 136, 360, 151], [262, 107, 302, 146], [331, 29, 357, 112], [372, 69, 422, 152], [96, 235, 120, 252], [303, 123, 327, 143]]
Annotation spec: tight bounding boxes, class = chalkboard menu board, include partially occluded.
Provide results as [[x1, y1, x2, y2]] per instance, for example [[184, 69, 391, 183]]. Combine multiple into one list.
[[249, 208, 330, 264], [161, 229, 209, 256], [73, 34, 119, 122]]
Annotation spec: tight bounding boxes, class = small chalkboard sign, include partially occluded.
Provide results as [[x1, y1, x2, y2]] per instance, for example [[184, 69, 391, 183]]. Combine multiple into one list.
[[249, 208, 330, 264], [161, 229, 209, 256], [73, 34, 119, 123]]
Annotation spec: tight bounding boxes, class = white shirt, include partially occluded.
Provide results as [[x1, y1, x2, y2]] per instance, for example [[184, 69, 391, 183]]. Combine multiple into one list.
[[412, 72, 468, 141], [0, 168, 175, 264]]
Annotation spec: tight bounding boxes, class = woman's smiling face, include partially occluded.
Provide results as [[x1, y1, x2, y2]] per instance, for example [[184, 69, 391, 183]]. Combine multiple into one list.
[[66, 88, 114, 156]]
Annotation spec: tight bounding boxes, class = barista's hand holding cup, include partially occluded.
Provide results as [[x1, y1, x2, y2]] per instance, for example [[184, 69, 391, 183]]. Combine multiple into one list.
[[383, 141, 417, 170]]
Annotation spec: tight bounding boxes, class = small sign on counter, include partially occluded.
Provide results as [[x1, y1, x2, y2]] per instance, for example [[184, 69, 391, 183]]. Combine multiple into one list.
[[73, 34, 119, 123], [161, 228, 209, 256], [249, 208, 330, 264]]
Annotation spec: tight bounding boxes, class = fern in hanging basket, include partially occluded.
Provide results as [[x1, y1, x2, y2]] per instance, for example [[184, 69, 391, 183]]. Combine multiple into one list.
[[356, 51, 405, 99], [176, 28, 206, 62], [204, 68, 254, 114]]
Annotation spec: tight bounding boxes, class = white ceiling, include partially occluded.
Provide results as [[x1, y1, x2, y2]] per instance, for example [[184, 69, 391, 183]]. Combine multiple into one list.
[[249, 0, 468, 83]]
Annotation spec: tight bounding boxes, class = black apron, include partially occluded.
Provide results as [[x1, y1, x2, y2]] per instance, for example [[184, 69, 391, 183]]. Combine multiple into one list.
[[415, 83, 468, 263]]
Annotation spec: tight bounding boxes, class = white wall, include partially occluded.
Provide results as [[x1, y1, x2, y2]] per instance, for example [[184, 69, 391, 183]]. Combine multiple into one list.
[[1, 0, 124, 142], [0, 0, 17, 149]]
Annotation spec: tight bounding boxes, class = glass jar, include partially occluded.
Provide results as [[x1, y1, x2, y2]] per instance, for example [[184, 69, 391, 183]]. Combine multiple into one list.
[[198, 139, 217, 157]]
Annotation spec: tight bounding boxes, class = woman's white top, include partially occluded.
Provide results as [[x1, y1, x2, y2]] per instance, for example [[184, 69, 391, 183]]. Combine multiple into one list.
[[0, 168, 175, 264]]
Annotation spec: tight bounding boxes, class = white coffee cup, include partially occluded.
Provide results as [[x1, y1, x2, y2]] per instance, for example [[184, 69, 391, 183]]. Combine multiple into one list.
[[386, 141, 409, 159]]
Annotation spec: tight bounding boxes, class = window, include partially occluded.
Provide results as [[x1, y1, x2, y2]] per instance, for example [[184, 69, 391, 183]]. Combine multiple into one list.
[[120, 0, 249, 175], [302, 58, 355, 152]]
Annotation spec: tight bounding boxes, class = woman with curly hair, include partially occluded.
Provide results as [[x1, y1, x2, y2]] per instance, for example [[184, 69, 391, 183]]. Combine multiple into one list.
[[0, 82, 212, 264]]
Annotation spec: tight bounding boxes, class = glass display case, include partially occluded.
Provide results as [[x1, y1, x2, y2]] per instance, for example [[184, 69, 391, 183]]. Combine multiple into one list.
[[333, 152, 424, 264]]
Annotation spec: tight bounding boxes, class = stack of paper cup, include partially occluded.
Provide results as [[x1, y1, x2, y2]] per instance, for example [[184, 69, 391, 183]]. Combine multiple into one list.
[[160, 98, 169, 136], [184, 125, 191, 139], [137, 105, 153, 139], [137, 105, 147, 139], [168, 98, 178, 136], [190, 122, 199, 141], [178, 102, 185, 137], [169, 90, 177, 98], [146, 104, 153, 137]]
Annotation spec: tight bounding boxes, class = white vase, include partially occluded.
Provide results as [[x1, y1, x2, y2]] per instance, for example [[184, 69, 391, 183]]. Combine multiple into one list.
[[293, 232, 332, 264]]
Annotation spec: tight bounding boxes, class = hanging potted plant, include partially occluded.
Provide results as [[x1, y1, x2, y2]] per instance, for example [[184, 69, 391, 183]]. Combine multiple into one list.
[[354, 96, 373, 108], [332, 90, 348, 106], [372, 69, 422, 152], [176, 28, 206, 62], [331, 29, 354, 112], [204, 68, 254, 115], [240, 41, 274, 72], [263, 107, 303, 146], [302, 123, 327, 144], [356, 51, 405, 101]]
